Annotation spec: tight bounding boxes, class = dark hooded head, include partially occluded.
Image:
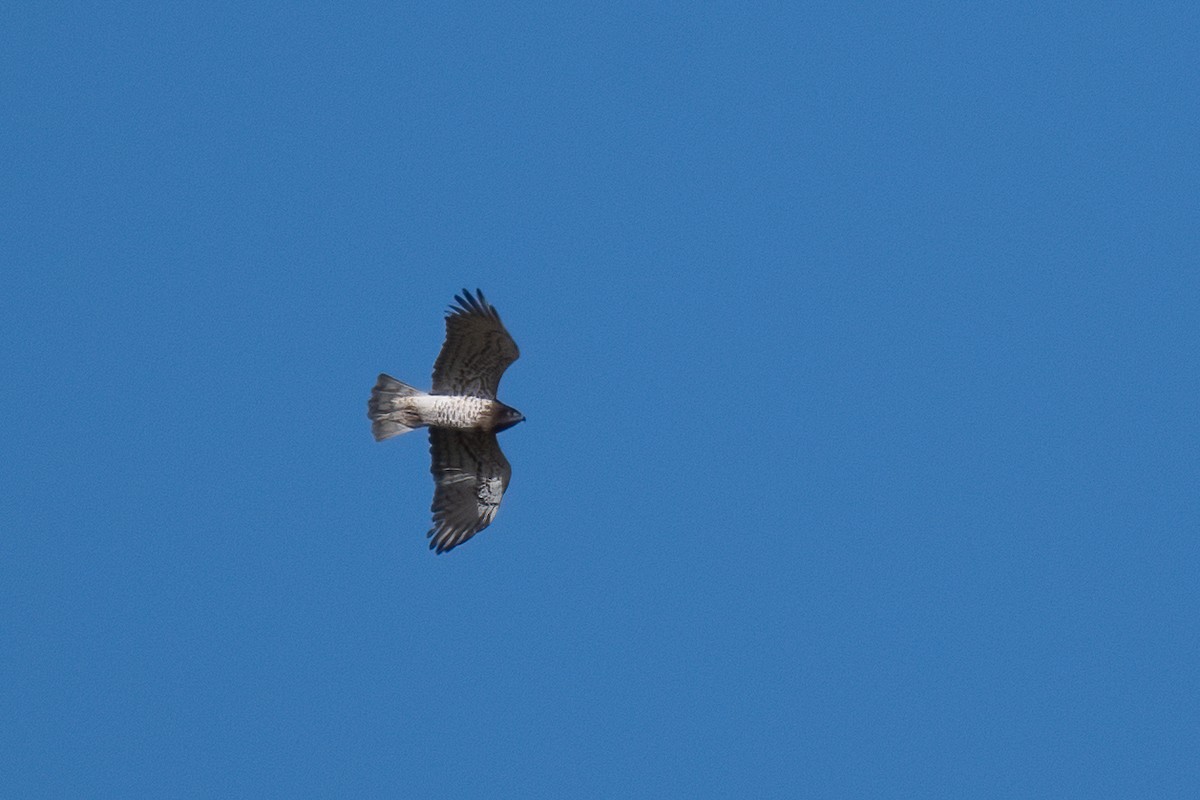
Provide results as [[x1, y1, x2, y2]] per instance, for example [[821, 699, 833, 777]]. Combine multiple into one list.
[[492, 403, 526, 433]]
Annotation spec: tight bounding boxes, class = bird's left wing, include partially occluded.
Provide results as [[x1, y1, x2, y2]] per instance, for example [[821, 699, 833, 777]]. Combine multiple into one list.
[[427, 428, 513, 554]]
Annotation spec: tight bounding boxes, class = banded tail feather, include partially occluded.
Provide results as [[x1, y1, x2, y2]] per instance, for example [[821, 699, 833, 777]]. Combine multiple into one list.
[[368, 374, 427, 440]]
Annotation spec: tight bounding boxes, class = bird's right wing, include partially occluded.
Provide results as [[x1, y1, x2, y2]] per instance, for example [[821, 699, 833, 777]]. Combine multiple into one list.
[[431, 289, 520, 399]]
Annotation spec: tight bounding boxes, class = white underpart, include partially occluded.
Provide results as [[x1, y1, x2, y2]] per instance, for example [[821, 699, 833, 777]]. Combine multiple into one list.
[[411, 395, 495, 429]]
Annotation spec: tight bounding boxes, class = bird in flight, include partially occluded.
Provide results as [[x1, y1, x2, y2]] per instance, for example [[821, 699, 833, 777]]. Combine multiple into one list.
[[369, 289, 524, 553]]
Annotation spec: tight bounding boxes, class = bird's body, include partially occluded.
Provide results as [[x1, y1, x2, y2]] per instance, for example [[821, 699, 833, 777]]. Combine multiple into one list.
[[368, 289, 523, 554], [412, 394, 503, 429], [385, 392, 514, 432]]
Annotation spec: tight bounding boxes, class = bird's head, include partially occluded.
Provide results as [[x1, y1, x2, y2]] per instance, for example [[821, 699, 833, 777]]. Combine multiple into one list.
[[493, 404, 526, 433]]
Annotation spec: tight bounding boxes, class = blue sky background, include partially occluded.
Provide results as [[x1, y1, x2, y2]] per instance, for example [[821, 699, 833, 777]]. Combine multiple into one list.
[[3, 2, 1197, 797]]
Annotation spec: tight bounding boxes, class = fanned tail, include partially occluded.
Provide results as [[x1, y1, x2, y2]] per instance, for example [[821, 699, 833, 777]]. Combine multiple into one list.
[[368, 374, 426, 440]]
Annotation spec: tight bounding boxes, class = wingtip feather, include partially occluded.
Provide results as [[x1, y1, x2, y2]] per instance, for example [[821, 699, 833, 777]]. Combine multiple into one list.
[[447, 288, 499, 321]]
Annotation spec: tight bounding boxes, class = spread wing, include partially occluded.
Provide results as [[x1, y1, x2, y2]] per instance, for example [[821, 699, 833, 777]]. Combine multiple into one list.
[[431, 288, 520, 399], [427, 428, 512, 554]]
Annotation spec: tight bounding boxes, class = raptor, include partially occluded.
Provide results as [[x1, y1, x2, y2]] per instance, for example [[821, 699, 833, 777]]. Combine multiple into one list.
[[369, 289, 524, 553]]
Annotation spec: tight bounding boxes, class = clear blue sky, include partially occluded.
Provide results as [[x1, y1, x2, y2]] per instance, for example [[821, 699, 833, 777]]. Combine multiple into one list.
[[3, 3, 1197, 797]]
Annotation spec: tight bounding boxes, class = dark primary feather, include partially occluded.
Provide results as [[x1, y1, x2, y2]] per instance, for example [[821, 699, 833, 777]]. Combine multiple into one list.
[[431, 288, 520, 399], [427, 428, 512, 554]]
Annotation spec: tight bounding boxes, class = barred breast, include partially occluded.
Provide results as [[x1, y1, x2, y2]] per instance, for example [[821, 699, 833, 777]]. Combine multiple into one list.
[[412, 395, 496, 430]]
